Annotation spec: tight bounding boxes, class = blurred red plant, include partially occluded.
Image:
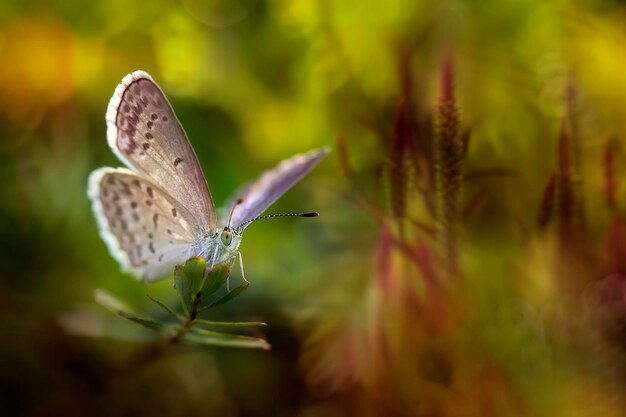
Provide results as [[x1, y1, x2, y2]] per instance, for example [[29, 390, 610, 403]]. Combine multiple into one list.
[[603, 138, 619, 213], [435, 55, 466, 280], [297, 55, 510, 416]]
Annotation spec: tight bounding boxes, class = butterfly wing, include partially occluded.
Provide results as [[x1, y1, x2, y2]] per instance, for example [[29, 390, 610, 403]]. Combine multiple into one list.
[[88, 168, 202, 282], [228, 147, 329, 229], [106, 70, 216, 236]]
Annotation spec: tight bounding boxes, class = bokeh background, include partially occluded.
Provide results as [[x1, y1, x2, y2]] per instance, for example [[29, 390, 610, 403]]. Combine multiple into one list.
[[3, 0, 626, 416]]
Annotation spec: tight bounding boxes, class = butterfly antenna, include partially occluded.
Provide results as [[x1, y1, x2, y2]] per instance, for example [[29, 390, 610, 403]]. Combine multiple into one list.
[[228, 199, 243, 228], [236, 212, 318, 232]]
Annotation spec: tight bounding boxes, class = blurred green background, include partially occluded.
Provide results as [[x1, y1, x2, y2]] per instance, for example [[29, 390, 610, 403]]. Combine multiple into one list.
[[3, 0, 626, 416]]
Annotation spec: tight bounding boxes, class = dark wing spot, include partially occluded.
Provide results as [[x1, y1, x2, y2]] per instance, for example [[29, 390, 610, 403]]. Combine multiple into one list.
[[127, 112, 139, 125], [106, 176, 116, 185], [122, 138, 139, 155], [147, 121, 153, 129], [132, 179, 141, 188], [173, 157, 183, 167], [146, 187, 154, 198], [119, 181, 132, 195], [148, 232, 153, 239], [171, 208, 177, 217], [145, 200, 153, 206], [162, 116, 168, 122], [142, 142, 150, 150], [151, 113, 158, 120], [158, 254, 164, 262], [149, 242, 155, 254], [153, 213, 159, 227], [166, 229, 172, 235], [145, 132, 153, 139], [131, 201, 138, 209]]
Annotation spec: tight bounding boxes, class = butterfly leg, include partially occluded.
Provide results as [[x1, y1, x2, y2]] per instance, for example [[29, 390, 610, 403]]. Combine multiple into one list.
[[238, 251, 249, 284], [225, 260, 231, 292], [225, 252, 246, 292], [210, 246, 219, 269]]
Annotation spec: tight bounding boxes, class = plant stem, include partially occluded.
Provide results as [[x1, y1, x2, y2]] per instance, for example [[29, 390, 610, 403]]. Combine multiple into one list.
[[169, 292, 202, 343]]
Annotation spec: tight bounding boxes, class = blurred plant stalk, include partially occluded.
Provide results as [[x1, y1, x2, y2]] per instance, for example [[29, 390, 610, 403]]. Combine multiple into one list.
[[435, 56, 466, 281], [300, 56, 500, 416]]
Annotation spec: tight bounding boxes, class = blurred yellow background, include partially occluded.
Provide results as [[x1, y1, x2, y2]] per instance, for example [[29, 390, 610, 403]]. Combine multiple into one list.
[[3, 0, 626, 416]]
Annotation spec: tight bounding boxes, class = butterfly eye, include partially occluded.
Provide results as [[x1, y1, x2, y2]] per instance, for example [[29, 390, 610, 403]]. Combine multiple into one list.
[[220, 230, 233, 246]]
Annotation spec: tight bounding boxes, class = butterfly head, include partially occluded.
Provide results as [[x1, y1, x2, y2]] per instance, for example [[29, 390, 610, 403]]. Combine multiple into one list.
[[219, 226, 242, 250], [219, 199, 244, 250]]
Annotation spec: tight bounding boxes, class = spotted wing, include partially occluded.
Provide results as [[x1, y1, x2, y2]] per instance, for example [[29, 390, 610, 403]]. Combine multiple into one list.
[[106, 71, 216, 237], [228, 147, 329, 229], [88, 168, 202, 282]]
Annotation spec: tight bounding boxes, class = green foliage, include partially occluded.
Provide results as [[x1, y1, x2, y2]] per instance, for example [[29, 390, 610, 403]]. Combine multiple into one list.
[[7, 1, 626, 415], [95, 259, 268, 350]]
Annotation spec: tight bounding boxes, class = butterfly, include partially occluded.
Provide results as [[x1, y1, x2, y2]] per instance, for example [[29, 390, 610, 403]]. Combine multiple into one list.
[[88, 70, 328, 283]]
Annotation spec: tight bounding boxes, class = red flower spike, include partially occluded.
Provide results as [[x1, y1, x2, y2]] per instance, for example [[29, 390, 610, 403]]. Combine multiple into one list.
[[440, 53, 455, 103], [603, 138, 619, 213], [389, 100, 415, 222], [336, 133, 355, 179], [436, 55, 464, 278], [605, 217, 626, 274], [555, 120, 577, 239], [537, 172, 556, 229]]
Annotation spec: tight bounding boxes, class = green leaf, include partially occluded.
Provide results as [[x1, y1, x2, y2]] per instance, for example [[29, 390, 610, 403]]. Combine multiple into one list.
[[185, 327, 270, 350], [146, 294, 185, 321], [200, 281, 248, 311], [184, 256, 207, 293], [198, 263, 231, 300], [174, 257, 206, 313], [94, 289, 164, 332], [94, 289, 133, 314], [194, 319, 267, 327], [117, 311, 165, 332], [174, 266, 192, 313]]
